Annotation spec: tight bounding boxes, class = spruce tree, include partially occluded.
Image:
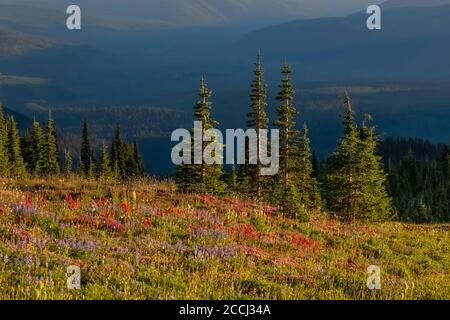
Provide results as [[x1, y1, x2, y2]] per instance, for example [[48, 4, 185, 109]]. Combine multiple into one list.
[[324, 92, 392, 222], [111, 124, 126, 179], [41, 111, 60, 175], [20, 129, 34, 173], [274, 63, 297, 188], [295, 124, 321, 211], [324, 92, 361, 222], [31, 119, 45, 174], [80, 119, 94, 177], [175, 77, 225, 195], [132, 139, 145, 176], [227, 165, 238, 193], [357, 114, 394, 221], [6, 116, 26, 177], [99, 142, 112, 179], [244, 53, 269, 199], [61, 150, 73, 176], [0, 104, 9, 176]]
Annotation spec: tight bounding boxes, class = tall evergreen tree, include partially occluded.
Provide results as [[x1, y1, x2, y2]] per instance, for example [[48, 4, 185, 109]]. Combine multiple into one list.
[[20, 129, 34, 172], [6, 116, 26, 177], [61, 150, 73, 176], [244, 53, 269, 199], [80, 119, 94, 177], [295, 124, 321, 211], [324, 91, 392, 222], [274, 63, 297, 187], [99, 142, 112, 179], [111, 124, 126, 178], [31, 119, 45, 174], [175, 77, 225, 194], [0, 104, 9, 176], [133, 140, 145, 175], [41, 111, 60, 175], [357, 114, 393, 221]]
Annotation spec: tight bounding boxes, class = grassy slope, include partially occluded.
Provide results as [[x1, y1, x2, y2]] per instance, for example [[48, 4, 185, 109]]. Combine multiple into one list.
[[0, 177, 448, 300]]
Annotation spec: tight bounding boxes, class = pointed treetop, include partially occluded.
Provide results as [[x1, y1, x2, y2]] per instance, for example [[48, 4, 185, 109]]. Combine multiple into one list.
[[362, 113, 374, 127], [302, 122, 309, 134]]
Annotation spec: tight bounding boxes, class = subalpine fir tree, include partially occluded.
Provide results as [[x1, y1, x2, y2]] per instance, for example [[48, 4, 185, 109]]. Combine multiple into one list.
[[325, 92, 392, 222], [227, 165, 238, 193], [31, 119, 45, 174], [6, 116, 26, 177], [20, 130, 34, 172], [0, 104, 9, 176], [357, 114, 393, 221], [324, 92, 361, 222], [80, 119, 94, 177], [61, 150, 73, 176], [271, 63, 309, 218], [175, 77, 225, 195], [41, 111, 60, 175], [243, 53, 269, 199], [124, 140, 145, 178], [111, 124, 126, 178], [132, 139, 145, 176], [295, 124, 321, 211], [99, 142, 112, 179], [274, 63, 297, 188]]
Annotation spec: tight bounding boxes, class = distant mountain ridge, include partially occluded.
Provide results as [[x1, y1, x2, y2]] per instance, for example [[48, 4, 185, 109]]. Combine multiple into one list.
[[0, 27, 62, 58], [0, 0, 385, 29], [239, 3, 450, 81]]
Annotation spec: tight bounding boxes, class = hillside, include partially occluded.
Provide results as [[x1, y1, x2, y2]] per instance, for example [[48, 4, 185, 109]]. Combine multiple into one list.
[[0, 177, 448, 299], [239, 4, 450, 81], [0, 0, 384, 29], [0, 27, 61, 58]]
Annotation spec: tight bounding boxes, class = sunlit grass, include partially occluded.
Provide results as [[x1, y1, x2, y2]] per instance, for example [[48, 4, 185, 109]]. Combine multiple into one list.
[[0, 177, 448, 300]]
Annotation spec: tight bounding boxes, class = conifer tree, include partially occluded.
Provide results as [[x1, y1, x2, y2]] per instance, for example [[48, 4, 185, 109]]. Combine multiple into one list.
[[357, 115, 394, 221], [244, 53, 269, 199], [274, 63, 297, 188], [295, 124, 321, 211], [324, 92, 361, 222], [227, 165, 238, 193], [41, 111, 60, 175], [324, 92, 392, 222], [61, 150, 73, 176], [80, 119, 94, 177], [31, 119, 45, 174], [175, 77, 225, 195], [0, 104, 9, 176], [99, 142, 112, 179], [132, 139, 145, 176], [21, 129, 34, 172], [111, 124, 126, 178], [439, 145, 450, 179], [6, 116, 26, 177], [76, 154, 84, 176]]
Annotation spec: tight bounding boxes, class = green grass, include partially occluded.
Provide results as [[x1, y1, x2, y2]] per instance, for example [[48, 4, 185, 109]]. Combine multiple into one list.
[[0, 177, 448, 300]]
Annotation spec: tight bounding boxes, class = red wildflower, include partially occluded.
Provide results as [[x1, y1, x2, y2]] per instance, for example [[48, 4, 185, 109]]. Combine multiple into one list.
[[143, 218, 153, 228], [288, 234, 320, 250], [98, 197, 109, 206], [66, 194, 81, 210], [119, 202, 132, 214], [241, 224, 258, 238], [24, 194, 33, 206]]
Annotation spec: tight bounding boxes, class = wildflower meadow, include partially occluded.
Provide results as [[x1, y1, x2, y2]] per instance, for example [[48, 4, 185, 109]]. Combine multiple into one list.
[[0, 177, 448, 300]]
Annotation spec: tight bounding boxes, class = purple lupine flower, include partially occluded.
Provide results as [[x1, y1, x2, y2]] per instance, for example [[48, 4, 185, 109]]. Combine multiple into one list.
[[56, 237, 97, 252], [194, 245, 236, 260]]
